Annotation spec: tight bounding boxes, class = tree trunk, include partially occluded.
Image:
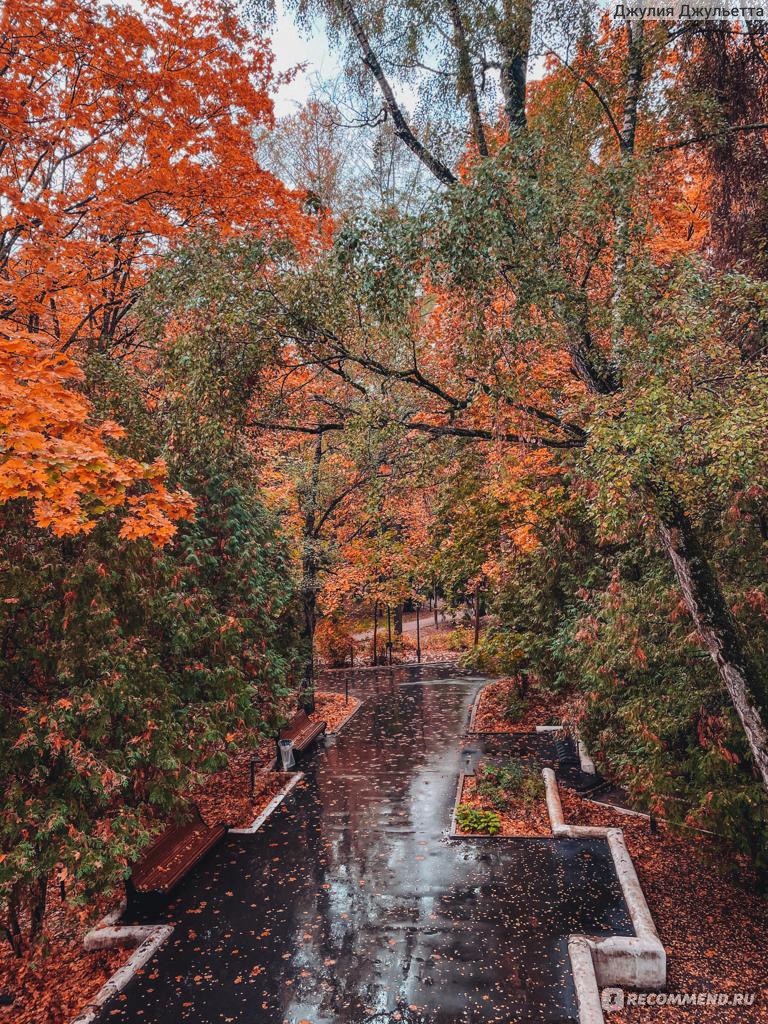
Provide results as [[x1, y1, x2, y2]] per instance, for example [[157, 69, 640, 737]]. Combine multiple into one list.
[[474, 585, 481, 646], [386, 605, 393, 665], [3, 882, 25, 956], [612, 17, 644, 355], [416, 603, 421, 663], [447, 0, 488, 156], [657, 496, 768, 792], [338, 0, 456, 185], [29, 875, 47, 946], [299, 434, 323, 714], [394, 603, 403, 636], [299, 583, 317, 714], [498, 0, 531, 134]]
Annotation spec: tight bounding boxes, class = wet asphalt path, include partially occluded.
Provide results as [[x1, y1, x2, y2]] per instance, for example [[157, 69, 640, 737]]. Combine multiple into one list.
[[105, 669, 631, 1023]]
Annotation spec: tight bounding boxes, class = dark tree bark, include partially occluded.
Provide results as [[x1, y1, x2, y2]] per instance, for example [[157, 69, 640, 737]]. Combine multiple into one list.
[[612, 17, 645, 354], [298, 435, 324, 713], [447, 0, 488, 156], [657, 495, 768, 791], [498, 0, 531, 133], [3, 883, 25, 956], [372, 600, 379, 665], [394, 603, 403, 636], [337, 0, 457, 185]]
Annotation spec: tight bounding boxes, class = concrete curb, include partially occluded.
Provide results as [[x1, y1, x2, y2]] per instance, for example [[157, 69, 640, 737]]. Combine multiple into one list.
[[229, 770, 304, 835], [466, 686, 486, 733], [72, 921, 173, 1024], [542, 769, 666, 1022], [574, 729, 597, 775], [569, 936, 605, 1024], [326, 698, 364, 736], [449, 769, 467, 835], [72, 769, 308, 1022]]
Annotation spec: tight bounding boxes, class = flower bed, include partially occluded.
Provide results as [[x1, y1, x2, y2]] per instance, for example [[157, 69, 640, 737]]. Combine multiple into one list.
[[0, 885, 125, 1024], [471, 677, 570, 733], [559, 787, 768, 1023], [310, 691, 361, 733], [455, 760, 551, 837]]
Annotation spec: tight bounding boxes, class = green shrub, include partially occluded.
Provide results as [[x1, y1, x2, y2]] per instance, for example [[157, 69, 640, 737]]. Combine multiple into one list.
[[458, 627, 525, 674], [503, 690, 529, 724], [475, 759, 544, 810], [455, 804, 502, 835]]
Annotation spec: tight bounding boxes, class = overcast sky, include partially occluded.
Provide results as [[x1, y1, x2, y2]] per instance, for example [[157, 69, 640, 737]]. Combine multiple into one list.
[[270, 1, 339, 116]]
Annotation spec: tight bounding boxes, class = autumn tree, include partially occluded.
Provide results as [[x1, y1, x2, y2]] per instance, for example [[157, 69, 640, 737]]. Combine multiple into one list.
[[0, 0, 305, 354], [0, 0, 312, 952], [269, 4, 768, 799]]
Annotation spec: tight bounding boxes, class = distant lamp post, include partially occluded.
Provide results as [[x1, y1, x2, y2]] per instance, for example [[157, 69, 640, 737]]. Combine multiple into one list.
[[386, 605, 393, 665], [416, 601, 422, 664]]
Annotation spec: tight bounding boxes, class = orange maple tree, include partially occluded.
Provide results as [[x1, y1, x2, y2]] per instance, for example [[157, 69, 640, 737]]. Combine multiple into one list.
[[0, 324, 193, 541], [0, 0, 307, 353]]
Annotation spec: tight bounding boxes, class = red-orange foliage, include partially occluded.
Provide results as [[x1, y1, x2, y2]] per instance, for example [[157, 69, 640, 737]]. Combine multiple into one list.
[[0, 0, 308, 353], [0, 324, 193, 541], [0, 0, 312, 540]]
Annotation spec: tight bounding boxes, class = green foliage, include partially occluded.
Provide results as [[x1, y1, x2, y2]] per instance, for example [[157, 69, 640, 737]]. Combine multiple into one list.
[[555, 552, 768, 875], [440, 626, 475, 651], [502, 692, 529, 725], [475, 760, 544, 811], [458, 628, 525, 675], [0, 266, 302, 949], [455, 804, 502, 835]]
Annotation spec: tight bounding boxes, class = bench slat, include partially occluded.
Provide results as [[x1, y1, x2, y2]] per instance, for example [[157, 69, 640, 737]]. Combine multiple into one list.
[[131, 809, 226, 895], [280, 710, 327, 751]]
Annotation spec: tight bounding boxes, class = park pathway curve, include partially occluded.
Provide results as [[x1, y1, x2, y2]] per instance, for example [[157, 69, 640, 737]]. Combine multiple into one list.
[[106, 668, 631, 1024]]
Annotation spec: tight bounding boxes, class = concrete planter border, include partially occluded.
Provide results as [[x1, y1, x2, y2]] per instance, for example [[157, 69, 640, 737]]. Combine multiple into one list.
[[448, 769, 553, 841], [466, 686, 486, 733], [449, 726, 664, 1022], [72, 910, 173, 1024], [542, 768, 666, 1023], [72, 770, 306, 1024], [229, 770, 304, 835], [326, 698, 364, 736]]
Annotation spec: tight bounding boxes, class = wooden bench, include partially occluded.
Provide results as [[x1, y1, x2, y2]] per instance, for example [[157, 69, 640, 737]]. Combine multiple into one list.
[[130, 806, 226, 897], [279, 709, 327, 755]]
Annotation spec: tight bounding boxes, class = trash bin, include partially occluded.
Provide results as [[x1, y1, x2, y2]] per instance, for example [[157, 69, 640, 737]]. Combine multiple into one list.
[[278, 739, 295, 771]]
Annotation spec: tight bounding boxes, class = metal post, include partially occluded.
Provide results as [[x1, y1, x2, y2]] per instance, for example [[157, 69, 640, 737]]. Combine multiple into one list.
[[387, 605, 393, 665], [416, 602, 421, 663], [372, 600, 378, 666]]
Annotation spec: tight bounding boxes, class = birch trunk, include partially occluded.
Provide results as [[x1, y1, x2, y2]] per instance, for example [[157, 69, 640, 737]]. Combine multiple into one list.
[[657, 497, 768, 791]]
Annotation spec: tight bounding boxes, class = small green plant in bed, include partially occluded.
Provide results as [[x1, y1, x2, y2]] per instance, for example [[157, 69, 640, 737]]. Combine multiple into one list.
[[455, 803, 502, 835], [475, 759, 544, 811]]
